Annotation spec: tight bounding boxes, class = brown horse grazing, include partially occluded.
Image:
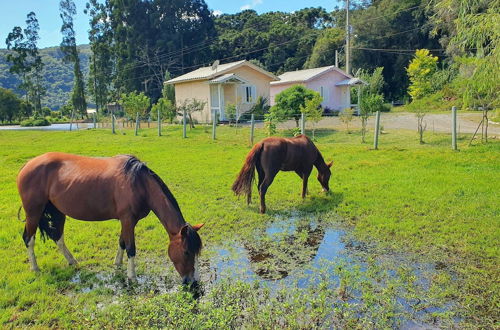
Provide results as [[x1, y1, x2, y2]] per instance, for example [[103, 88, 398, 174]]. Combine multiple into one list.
[[17, 152, 204, 284], [232, 135, 332, 213]]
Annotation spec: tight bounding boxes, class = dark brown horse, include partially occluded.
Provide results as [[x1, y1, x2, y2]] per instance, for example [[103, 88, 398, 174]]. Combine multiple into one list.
[[17, 152, 204, 284], [232, 135, 332, 213]]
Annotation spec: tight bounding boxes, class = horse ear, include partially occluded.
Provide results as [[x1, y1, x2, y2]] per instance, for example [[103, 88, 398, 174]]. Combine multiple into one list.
[[180, 224, 189, 237], [192, 223, 204, 231], [327, 161, 333, 168]]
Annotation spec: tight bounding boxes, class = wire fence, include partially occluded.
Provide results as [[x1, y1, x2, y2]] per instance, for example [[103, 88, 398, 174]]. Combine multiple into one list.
[[64, 106, 493, 151]]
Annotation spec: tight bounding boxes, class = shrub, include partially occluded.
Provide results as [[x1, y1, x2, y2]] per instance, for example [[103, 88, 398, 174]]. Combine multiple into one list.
[[20, 118, 51, 127]]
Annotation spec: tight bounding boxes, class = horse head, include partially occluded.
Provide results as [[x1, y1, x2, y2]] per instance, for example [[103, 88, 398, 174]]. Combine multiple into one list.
[[168, 223, 204, 285], [317, 161, 333, 192]]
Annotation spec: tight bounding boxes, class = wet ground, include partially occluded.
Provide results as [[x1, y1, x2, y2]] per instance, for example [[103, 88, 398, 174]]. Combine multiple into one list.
[[69, 210, 460, 327]]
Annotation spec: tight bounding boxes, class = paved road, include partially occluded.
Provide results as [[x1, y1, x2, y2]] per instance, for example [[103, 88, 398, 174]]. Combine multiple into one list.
[[265, 112, 500, 135]]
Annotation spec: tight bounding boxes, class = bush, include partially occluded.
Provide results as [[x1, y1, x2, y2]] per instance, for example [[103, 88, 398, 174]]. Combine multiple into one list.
[[20, 118, 51, 127]]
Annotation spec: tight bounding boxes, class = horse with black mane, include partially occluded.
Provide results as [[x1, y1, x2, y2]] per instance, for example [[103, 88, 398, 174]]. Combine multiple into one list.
[[17, 152, 204, 284], [232, 135, 333, 213]]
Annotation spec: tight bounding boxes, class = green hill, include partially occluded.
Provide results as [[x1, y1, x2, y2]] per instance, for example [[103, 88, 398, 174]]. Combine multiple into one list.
[[0, 45, 90, 109]]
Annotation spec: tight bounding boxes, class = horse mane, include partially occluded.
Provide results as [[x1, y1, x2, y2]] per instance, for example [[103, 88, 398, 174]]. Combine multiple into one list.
[[183, 225, 203, 255], [122, 155, 182, 214]]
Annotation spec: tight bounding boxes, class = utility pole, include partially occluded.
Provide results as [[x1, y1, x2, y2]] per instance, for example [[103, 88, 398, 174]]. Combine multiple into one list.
[[345, 0, 351, 75], [335, 50, 339, 67]]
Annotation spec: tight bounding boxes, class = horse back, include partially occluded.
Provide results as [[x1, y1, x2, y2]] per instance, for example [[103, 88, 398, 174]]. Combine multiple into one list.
[[17, 152, 139, 221], [260, 135, 318, 172]]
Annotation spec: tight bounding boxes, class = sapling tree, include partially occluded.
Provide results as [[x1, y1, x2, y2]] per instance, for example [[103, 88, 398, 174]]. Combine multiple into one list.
[[299, 92, 323, 140], [121, 91, 150, 120], [407, 49, 438, 144], [177, 98, 207, 129], [359, 93, 384, 143], [339, 108, 354, 133], [151, 97, 176, 123]]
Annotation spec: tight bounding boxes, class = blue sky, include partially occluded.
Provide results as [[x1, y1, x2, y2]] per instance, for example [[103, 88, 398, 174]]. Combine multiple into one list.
[[0, 0, 343, 49]]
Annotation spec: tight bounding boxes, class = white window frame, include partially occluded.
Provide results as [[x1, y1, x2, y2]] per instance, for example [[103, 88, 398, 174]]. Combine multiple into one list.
[[242, 84, 256, 104]]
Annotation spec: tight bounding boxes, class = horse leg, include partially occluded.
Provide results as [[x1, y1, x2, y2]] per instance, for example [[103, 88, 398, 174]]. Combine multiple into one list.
[[56, 227, 78, 265], [252, 164, 265, 205], [259, 170, 278, 214], [114, 236, 125, 266], [22, 202, 45, 272], [120, 219, 137, 280], [40, 206, 78, 266], [301, 169, 312, 199]]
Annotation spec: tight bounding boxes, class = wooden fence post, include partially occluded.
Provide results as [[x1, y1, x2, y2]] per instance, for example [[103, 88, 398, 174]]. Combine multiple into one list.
[[452, 106, 457, 150], [157, 109, 161, 137], [93, 112, 96, 129], [69, 109, 74, 131], [301, 112, 305, 135], [134, 112, 139, 136], [250, 113, 255, 145], [112, 111, 116, 134], [183, 109, 187, 138], [212, 110, 217, 140], [373, 110, 381, 150]]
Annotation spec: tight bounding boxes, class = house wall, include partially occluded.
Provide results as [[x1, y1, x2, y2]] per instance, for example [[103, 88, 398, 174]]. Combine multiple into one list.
[[174, 80, 211, 122], [173, 64, 275, 122], [231, 66, 274, 115], [270, 70, 351, 111]]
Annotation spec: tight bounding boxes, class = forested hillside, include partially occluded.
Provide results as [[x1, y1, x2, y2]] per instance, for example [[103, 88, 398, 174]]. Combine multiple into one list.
[[0, 45, 90, 109]]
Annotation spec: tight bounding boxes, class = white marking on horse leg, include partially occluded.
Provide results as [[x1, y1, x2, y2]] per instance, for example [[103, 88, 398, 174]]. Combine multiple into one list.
[[56, 234, 77, 265], [114, 247, 124, 266], [193, 255, 200, 282], [127, 256, 137, 280], [27, 236, 39, 272]]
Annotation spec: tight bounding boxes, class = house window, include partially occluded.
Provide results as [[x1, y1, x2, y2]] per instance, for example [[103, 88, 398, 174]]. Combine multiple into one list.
[[243, 85, 256, 103], [320, 86, 324, 98]]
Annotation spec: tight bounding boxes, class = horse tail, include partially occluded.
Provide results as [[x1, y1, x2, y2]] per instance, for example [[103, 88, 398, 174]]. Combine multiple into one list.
[[38, 202, 65, 242], [232, 143, 263, 201]]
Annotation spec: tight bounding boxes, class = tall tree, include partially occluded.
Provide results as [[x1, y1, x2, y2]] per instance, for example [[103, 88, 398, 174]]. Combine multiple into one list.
[[85, 0, 113, 113], [5, 12, 45, 116], [60, 0, 87, 117]]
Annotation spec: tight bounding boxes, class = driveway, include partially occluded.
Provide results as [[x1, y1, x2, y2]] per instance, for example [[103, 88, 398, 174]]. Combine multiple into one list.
[[264, 112, 500, 135]]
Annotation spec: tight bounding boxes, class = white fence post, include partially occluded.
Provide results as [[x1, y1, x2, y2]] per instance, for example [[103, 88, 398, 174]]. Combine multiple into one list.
[[452, 106, 457, 150]]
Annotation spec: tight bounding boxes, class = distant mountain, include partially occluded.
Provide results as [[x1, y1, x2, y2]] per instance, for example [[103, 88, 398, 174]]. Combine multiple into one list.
[[0, 45, 91, 109]]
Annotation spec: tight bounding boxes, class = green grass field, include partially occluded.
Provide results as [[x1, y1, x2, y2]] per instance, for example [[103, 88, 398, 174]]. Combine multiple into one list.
[[0, 125, 498, 328]]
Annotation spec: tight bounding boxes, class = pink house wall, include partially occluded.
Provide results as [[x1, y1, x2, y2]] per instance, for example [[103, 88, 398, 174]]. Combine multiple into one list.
[[270, 70, 351, 111]]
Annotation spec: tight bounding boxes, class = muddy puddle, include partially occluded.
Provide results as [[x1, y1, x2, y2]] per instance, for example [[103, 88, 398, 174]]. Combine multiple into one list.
[[69, 210, 459, 327], [205, 211, 460, 327]]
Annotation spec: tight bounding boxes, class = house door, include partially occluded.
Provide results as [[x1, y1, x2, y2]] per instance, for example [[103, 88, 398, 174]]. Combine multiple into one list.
[[210, 84, 225, 121]]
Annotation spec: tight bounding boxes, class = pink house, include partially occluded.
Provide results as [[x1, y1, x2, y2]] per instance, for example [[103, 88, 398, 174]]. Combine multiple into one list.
[[270, 66, 363, 111]]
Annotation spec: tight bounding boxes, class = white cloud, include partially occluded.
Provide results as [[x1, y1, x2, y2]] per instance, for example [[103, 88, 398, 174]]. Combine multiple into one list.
[[240, 0, 262, 11], [213, 10, 223, 16]]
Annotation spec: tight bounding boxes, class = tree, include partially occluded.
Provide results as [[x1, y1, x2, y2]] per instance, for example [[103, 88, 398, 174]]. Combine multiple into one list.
[[162, 72, 175, 104], [176, 99, 207, 129], [407, 49, 438, 144], [274, 85, 318, 126], [339, 108, 354, 133], [407, 49, 438, 100], [151, 97, 177, 124], [359, 93, 384, 143], [85, 0, 113, 113], [121, 91, 150, 119], [59, 0, 87, 118], [225, 103, 237, 124], [304, 28, 344, 69], [300, 92, 323, 140], [0, 88, 22, 123], [5, 12, 45, 116]]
